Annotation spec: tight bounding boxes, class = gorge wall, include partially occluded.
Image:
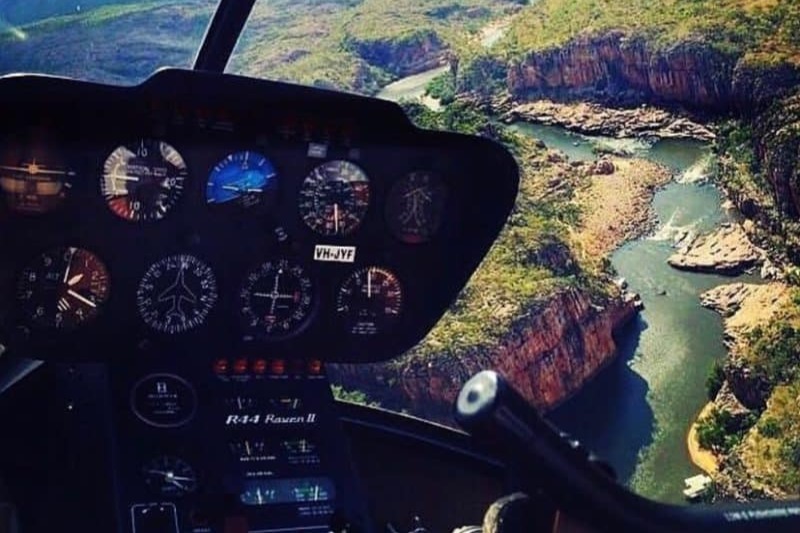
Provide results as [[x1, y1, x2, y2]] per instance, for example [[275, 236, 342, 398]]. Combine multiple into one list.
[[328, 287, 637, 421], [505, 31, 800, 111]]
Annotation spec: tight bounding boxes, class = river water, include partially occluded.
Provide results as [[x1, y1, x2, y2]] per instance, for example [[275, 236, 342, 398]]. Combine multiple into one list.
[[510, 123, 748, 503], [377, 69, 744, 504]]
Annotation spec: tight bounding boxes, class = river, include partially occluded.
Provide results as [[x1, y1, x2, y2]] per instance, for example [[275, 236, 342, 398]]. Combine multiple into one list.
[[378, 68, 744, 504], [510, 122, 751, 504]]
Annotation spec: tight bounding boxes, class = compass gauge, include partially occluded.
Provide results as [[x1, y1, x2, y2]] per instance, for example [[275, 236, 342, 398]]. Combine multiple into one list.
[[101, 140, 187, 222], [136, 255, 218, 334]]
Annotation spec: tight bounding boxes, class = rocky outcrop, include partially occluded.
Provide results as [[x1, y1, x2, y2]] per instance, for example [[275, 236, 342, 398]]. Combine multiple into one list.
[[349, 29, 450, 78], [506, 31, 800, 111], [668, 223, 763, 275], [328, 288, 638, 420], [501, 99, 716, 140]]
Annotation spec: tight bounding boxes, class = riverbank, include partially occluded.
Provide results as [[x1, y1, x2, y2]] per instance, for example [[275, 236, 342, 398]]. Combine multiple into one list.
[[688, 402, 719, 474], [496, 98, 716, 141], [573, 158, 672, 258]]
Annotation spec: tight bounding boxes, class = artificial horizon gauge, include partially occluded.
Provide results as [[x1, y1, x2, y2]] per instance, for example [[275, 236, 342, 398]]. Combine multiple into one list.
[[136, 254, 218, 334], [101, 139, 187, 221], [239, 259, 315, 340], [386, 171, 447, 244], [0, 145, 75, 215], [298, 160, 370, 236], [336, 266, 403, 336], [16, 247, 110, 330], [206, 150, 278, 210], [143, 456, 198, 497]]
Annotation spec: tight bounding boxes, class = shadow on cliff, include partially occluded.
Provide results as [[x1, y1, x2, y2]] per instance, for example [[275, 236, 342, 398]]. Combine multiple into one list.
[[547, 314, 654, 485]]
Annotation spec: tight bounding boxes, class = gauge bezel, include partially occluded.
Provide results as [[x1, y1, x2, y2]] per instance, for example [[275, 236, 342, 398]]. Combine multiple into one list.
[[335, 265, 404, 336], [205, 150, 279, 212], [130, 373, 198, 428], [298, 159, 371, 237]]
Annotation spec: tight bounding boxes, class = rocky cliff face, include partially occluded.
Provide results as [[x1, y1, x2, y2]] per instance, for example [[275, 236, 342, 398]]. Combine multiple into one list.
[[328, 287, 637, 421], [506, 31, 800, 111], [349, 29, 449, 78]]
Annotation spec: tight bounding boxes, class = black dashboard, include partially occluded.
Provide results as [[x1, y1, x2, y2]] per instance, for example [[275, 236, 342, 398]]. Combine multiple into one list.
[[0, 69, 518, 533], [0, 68, 518, 365]]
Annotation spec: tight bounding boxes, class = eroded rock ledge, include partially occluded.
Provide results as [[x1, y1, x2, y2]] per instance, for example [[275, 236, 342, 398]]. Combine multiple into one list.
[[668, 223, 764, 275]]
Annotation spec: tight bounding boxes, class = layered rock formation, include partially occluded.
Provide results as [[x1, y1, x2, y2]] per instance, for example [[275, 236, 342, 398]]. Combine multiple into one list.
[[506, 31, 800, 111], [328, 287, 638, 421], [349, 29, 450, 78], [668, 223, 763, 275]]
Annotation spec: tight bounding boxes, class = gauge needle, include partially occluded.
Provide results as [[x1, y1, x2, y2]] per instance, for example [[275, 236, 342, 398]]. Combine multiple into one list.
[[67, 290, 96, 308], [62, 248, 76, 283], [67, 273, 84, 286], [0, 164, 75, 176], [367, 270, 372, 299], [107, 174, 140, 182], [334, 203, 340, 233]]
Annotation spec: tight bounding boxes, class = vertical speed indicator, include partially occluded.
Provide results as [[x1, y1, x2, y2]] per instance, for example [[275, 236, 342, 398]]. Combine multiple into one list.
[[336, 267, 403, 336], [101, 140, 187, 222]]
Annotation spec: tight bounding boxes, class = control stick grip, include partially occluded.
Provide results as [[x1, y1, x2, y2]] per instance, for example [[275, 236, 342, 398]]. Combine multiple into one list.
[[454, 371, 800, 533]]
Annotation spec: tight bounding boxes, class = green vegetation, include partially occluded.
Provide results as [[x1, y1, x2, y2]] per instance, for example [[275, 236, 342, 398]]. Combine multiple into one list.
[[697, 408, 755, 454], [503, 0, 800, 65], [744, 322, 800, 385], [706, 360, 726, 400], [425, 72, 456, 104], [331, 385, 380, 407]]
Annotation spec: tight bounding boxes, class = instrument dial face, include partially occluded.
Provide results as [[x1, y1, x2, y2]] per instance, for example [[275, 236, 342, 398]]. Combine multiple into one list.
[[206, 151, 278, 210], [386, 171, 447, 244], [136, 255, 218, 334], [239, 259, 315, 340], [0, 145, 74, 215], [298, 160, 370, 236], [16, 247, 110, 330], [336, 267, 403, 336], [130, 374, 197, 428], [143, 456, 197, 497], [101, 140, 187, 222]]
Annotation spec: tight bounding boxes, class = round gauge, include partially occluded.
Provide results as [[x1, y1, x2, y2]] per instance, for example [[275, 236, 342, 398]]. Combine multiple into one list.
[[0, 145, 75, 215], [130, 373, 197, 428], [298, 160, 370, 236], [386, 171, 447, 244], [206, 151, 278, 210], [239, 259, 315, 340], [16, 247, 110, 330], [336, 267, 403, 336], [101, 139, 187, 222], [143, 456, 198, 497], [136, 255, 218, 334]]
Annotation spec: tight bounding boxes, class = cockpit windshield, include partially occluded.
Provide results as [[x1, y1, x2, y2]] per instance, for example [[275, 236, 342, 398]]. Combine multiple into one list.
[[2, 0, 800, 510]]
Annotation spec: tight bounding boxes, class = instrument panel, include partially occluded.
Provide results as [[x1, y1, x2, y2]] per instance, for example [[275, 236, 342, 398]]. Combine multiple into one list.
[[0, 69, 518, 364]]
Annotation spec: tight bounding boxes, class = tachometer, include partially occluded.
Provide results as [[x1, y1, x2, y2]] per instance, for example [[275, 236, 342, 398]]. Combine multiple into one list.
[[336, 267, 403, 335], [239, 259, 315, 340], [0, 146, 75, 215], [136, 255, 217, 334], [101, 140, 187, 222], [386, 171, 447, 244], [298, 160, 370, 236], [16, 247, 110, 330], [206, 151, 277, 210]]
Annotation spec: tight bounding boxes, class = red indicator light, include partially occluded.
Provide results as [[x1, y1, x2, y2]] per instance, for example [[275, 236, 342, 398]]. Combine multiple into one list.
[[253, 359, 268, 375], [213, 359, 229, 374], [308, 359, 323, 375], [271, 359, 286, 375], [233, 358, 248, 374]]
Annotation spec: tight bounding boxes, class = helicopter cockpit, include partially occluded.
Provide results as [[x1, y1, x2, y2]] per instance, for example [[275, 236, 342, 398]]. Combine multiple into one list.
[[1, 1, 800, 533]]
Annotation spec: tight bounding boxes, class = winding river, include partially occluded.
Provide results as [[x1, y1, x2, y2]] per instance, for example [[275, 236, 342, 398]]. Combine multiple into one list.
[[379, 70, 746, 504]]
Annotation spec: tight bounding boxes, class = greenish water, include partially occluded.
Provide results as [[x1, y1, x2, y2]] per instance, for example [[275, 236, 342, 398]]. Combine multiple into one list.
[[514, 122, 749, 503]]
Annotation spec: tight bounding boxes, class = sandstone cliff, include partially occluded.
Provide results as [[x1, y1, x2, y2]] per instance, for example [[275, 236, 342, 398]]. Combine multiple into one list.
[[348, 29, 450, 78], [328, 287, 637, 421], [505, 31, 800, 111]]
